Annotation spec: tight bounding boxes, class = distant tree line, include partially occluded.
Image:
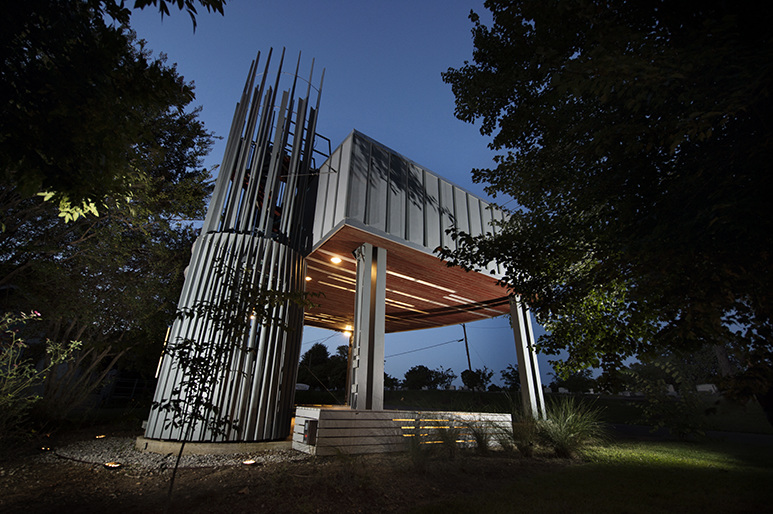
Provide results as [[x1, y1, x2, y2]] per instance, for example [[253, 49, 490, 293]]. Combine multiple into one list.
[[296, 343, 528, 392]]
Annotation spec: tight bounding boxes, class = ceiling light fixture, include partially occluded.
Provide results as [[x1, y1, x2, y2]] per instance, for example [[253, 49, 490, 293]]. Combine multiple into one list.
[[330, 256, 342, 264]]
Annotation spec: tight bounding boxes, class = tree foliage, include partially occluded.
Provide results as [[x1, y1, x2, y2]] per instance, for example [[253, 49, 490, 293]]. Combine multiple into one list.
[[296, 343, 348, 391], [434, 366, 457, 390], [403, 365, 456, 390], [0, 104, 212, 346], [625, 355, 714, 439], [441, 1, 772, 395], [0, 2, 217, 417], [403, 365, 436, 390], [0, 0, 224, 219], [0, 312, 79, 439], [384, 372, 400, 390], [461, 366, 493, 391], [500, 364, 520, 391], [96, 0, 226, 28]]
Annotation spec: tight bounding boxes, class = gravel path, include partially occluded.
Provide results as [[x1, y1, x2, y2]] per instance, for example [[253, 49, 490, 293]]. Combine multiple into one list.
[[34, 436, 311, 470]]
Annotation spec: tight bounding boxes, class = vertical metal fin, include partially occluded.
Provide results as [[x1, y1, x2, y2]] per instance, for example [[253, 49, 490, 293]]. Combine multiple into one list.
[[146, 49, 326, 442]]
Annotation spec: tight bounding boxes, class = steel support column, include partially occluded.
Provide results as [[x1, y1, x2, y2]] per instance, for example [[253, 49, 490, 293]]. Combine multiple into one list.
[[510, 297, 546, 419], [349, 243, 386, 410]]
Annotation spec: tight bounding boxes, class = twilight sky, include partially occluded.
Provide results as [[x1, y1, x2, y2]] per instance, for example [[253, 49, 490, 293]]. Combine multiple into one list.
[[130, 0, 555, 387]]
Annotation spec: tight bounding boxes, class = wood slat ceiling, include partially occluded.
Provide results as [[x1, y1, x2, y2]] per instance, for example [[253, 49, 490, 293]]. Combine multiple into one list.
[[303, 225, 511, 334]]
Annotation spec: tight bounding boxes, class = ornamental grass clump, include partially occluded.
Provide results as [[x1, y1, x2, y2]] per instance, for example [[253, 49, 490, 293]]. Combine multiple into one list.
[[538, 397, 607, 458], [510, 413, 539, 458], [437, 423, 462, 460], [408, 416, 428, 471], [466, 420, 493, 455]]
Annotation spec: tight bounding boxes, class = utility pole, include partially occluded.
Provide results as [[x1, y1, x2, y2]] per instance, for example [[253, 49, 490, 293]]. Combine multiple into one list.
[[462, 323, 472, 371]]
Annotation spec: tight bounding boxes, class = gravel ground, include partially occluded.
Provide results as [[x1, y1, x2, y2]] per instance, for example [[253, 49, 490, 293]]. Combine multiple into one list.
[[33, 436, 311, 470]]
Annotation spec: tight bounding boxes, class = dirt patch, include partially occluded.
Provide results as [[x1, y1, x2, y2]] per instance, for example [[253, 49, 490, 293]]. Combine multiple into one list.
[[1, 430, 568, 513]]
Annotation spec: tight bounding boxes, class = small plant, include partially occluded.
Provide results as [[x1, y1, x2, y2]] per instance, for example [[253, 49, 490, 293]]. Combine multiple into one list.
[[1, 312, 78, 440], [332, 447, 360, 483], [538, 397, 606, 458], [494, 429, 516, 454], [39, 342, 125, 421], [511, 413, 539, 458], [466, 419, 492, 454], [496, 392, 538, 457], [437, 422, 462, 460], [407, 416, 428, 471]]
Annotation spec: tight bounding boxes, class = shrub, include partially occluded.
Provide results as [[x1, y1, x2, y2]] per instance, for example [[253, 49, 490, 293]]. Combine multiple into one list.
[[626, 360, 710, 439], [1, 312, 78, 439], [538, 397, 606, 458]]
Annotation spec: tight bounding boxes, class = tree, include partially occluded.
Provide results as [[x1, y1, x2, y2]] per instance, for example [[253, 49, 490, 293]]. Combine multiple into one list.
[[441, 1, 772, 409], [500, 364, 520, 391], [461, 367, 493, 392], [150, 267, 313, 504], [403, 365, 441, 390], [433, 366, 457, 390], [0, 0, 224, 220], [0, 16, 215, 417], [111, 0, 226, 29], [384, 373, 400, 390], [326, 345, 349, 390], [626, 347, 721, 391], [0, 168, 212, 418], [296, 343, 348, 391], [297, 343, 330, 389], [461, 370, 477, 390]]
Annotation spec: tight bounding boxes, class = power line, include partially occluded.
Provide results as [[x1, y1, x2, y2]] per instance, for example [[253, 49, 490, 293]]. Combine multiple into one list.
[[385, 338, 463, 359], [468, 325, 512, 330], [301, 333, 337, 347], [472, 344, 489, 370]]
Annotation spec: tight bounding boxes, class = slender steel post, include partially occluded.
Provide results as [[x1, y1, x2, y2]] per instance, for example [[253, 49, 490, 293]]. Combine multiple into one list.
[[510, 297, 546, 419], [349, 243, 387, 410]]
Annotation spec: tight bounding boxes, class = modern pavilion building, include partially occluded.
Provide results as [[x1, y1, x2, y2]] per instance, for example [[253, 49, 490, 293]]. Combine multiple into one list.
[[144, 51, 543, 444]]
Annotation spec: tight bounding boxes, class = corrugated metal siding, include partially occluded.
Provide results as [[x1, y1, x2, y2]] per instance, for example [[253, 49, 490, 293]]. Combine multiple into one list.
[[312, 131, 506, 278], [146, 234, 306, 442]]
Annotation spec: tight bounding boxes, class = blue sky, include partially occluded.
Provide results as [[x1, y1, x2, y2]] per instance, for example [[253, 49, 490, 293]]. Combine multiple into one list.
[[130, 1, 556, 387]]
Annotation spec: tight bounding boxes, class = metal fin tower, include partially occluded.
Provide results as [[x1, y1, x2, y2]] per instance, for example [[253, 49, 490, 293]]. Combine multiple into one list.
[[145, 50, 324, 442]]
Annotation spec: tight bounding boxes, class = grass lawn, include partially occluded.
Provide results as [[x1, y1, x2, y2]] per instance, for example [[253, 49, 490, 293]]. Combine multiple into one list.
[[413, 439, 773, 513]]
